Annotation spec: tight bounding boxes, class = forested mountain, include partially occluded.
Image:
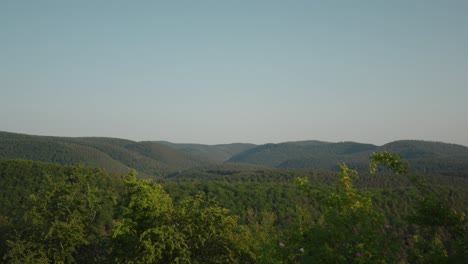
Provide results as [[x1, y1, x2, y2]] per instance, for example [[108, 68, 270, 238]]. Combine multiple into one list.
[[228, 140, 468, 177], [228, 141, 376, 168], [2, 131, 468, 178], [0, 131, 212, 177], [156, 141, 256, 161]]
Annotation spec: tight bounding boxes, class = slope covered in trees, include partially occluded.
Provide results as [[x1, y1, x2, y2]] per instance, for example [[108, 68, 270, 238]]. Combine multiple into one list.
[[157, 141, 256, 162], [228, 140, 468, 177], [2, 131, 468, 178], [227, 141, 375, 168], [0, 131, 213, 178]]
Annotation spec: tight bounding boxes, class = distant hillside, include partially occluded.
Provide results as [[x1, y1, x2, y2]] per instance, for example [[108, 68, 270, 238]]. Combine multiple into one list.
[[2, 131, 468, 178], [380, 140, 468, 158], [0, 131, 212, 177], [228, 140, 468, 177], [157, 141, 256, 161], [228, 141, 377, 168]]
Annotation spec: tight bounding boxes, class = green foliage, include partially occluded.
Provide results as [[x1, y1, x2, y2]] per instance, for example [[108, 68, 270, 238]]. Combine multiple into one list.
[[370, 151, 409, 174], [408, 235, 450, 264], [409, 195, 465, 227], [1, 154, 467, 263], [175, 193, 255, 263], [4, 165, 113, 263], [0, 160, 122, 263], [112, 171, 254, 263], [112, 170, 185, 263], [406, 184, 468, 262], [283, 152, 467, 263], [298, 164, 399, 263], [4, 239, 49, 264]]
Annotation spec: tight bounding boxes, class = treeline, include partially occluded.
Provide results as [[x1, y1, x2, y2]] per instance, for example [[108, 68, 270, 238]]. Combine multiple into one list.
[[166, 165, 468, 188], [0, 158, 467, 263]]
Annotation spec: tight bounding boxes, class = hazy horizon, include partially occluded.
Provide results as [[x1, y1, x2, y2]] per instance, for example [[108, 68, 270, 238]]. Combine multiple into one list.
[[1, 1, 467, 146]]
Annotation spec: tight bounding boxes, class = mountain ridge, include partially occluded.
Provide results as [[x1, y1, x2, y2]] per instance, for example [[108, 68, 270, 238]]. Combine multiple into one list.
[[156, 141, 256, 162], [228, 139, 468, 177], [0, 131, 214, 178], [1, 131, 468, 178]]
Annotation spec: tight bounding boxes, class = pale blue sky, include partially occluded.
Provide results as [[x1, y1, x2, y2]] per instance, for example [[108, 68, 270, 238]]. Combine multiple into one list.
[[1, 0, 467, 145]]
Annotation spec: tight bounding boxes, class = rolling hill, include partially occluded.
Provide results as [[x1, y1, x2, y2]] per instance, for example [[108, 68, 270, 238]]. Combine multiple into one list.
[[227, 141, 377, 168], [2, 131, 468, 178], [228, 140, 468, 177], [156, 141, 256, 162], [0, 131, 212, 177]]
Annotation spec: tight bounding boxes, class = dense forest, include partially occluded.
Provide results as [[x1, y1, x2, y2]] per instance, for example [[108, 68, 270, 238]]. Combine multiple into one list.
[[0, 132, 467, 262], [0, 151, 467, 263]]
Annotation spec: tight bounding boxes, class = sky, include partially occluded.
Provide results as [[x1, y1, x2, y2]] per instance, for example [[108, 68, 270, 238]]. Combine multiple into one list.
[[1, 0, 467, 146]]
